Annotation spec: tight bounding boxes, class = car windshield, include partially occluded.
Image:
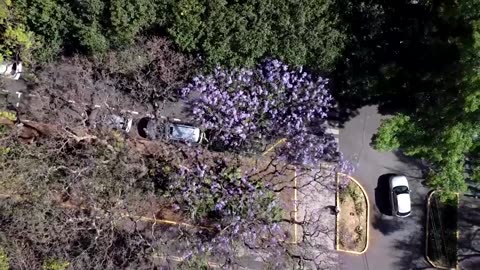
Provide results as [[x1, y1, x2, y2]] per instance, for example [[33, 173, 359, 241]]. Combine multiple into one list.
[[393, 186, 409, 194]]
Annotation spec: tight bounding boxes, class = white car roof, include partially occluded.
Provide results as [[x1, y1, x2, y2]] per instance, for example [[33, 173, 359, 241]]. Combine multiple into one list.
[[170, 124, 201, 143], [396, 193, 411, 214], [391, 175, 409, 188]]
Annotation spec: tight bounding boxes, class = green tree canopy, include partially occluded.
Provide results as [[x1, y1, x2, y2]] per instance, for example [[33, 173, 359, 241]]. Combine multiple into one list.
[[372, 0, 480, 200], [8, 0, 346, 69], [14, 0, 164, 62], [0, 0, 33, 62], [167, 0, 347, 69]]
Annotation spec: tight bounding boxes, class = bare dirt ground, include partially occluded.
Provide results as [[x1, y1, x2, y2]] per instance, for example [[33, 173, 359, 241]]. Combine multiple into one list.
[[338, 182, 368, 252]]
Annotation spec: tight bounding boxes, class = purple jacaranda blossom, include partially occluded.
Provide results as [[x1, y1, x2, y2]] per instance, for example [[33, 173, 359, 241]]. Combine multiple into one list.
[[181, 58, 341, 165], [215, 200, 227, 211]]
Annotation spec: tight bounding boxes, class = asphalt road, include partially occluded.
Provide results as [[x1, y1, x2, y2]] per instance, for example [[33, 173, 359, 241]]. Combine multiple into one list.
[[338, 106, 432, 270], [458, 195, 480, 269]]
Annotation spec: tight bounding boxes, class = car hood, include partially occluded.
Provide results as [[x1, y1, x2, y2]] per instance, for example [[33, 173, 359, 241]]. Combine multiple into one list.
[[396, 193, 411, 214]]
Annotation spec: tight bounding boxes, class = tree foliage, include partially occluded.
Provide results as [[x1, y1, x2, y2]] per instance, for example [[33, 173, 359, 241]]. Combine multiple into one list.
[[42, 259, 69, 270], [167, 0, 347, 69], [0, 0, 33, 62], [370, 0, 480, 198], [13, 0, 164, 62], [0, 248, 8, 270], [182, 59, 340, 164], [7, 0, 346, 69], [18, 37, 195, 130], [107, 0, 156, 47], [162, 163, 282, 223], [372, 114, 415, 152]]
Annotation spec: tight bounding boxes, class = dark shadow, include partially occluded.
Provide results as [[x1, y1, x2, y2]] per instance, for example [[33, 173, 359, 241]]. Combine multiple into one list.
[[392, 151, 430, 179], [389, 194, 430, 270], [137, 117, 151, 138], [391, 234, 432, 270], [375, 173, 395, 215], [457, 196, 480, 269], [330, 0, 470, 128], [371, 212, 402, 236], [323, 205, 340, 215], [465, 185, 480, 198], [325, 105, 360, 129]]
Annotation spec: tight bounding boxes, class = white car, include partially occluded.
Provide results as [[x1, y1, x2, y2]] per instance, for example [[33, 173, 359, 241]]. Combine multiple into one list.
[[0, 61, 22, 80], [142, 117, 205, 144], [166, 122, 204, 144], [389, 175, 412, 217]]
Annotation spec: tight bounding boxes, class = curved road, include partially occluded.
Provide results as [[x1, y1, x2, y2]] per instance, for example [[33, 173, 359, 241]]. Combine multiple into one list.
[[338, 106, 432, 270]]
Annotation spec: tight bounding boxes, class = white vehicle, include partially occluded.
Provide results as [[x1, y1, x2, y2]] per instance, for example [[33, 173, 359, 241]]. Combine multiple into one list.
[[389, 175, 412, 217], [0, 61, 22, 80], [142, 117, 205, 144], [105, 114, 133, 133], [166, 121, 204, 144]]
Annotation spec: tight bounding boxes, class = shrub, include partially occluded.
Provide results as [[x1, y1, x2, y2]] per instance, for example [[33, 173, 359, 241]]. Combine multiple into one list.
[[0, 248, 9, 270], [42, 259, 69, 270]]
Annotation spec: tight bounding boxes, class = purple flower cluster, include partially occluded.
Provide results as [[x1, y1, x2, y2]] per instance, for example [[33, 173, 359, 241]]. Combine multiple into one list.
[[336, 155, 356, 188], [166, 163, 281, 224], [182, 59, 337, 163], [281, 133, 340, 165], [162, 162, 287, 263], [173, 59, 353, 265]]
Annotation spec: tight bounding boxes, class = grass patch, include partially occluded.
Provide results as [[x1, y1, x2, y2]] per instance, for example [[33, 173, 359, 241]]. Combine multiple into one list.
[[426, 192, 458, 269], [338, 181, 368, 252]]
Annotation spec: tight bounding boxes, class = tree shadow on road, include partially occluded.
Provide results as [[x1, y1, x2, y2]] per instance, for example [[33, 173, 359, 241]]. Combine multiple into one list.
[[324, 105, 360, 129], [372, 189, 430, 269], [458, 197, 480, 269], [371, 212, 402, 236], [391, 234, 431, 270], [389, 192, 429, 270], [392, 151, 430, 180]]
